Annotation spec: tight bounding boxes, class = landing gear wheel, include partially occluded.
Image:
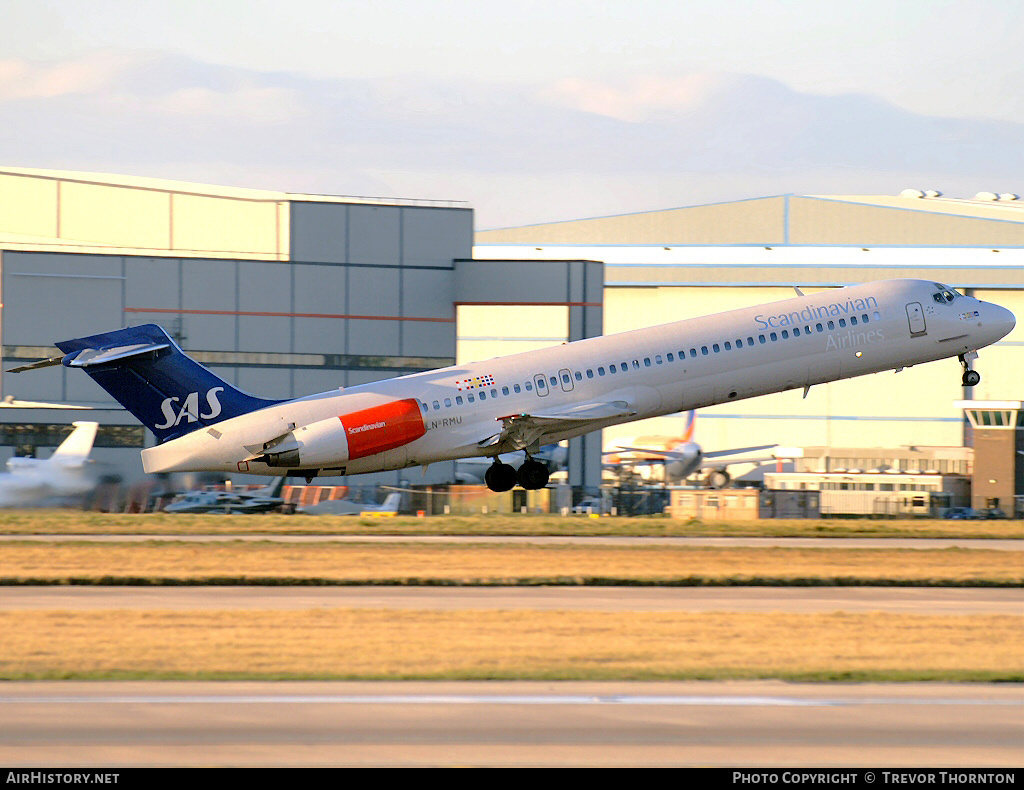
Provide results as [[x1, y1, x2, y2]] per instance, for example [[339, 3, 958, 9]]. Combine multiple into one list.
[[959, 353, 981, 387], [706, 470, 730, 489], [484, 461, 517, 492], [517, 459, 550, 490]]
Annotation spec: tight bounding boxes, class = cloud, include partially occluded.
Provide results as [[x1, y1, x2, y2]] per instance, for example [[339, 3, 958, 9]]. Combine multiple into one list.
[[538, 73, 743, 122], [0, 51, 1020, 227], [0, 51, 129, 100], [152, 86, 307, 125]]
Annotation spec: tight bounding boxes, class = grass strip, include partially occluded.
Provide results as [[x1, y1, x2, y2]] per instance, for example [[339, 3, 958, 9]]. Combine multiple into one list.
[[0, 543, 1019, 586], [2, 575, 1022, 587], [1, 609, 1019, 682], [1, 509, 1021, 538]]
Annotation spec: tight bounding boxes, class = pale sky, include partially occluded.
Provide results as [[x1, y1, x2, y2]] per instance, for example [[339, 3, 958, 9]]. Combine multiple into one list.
[[1, 0, 1022, 227]]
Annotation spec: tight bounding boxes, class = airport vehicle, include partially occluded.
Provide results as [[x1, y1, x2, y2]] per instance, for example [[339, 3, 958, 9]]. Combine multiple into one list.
[[14, 279, 1014, 492], [943, 506, 978, 520], [299, 491, 403, 515], [571, 496, 605, 514], [0, 421, 99, 506], [607, 410, 777, 487], [163, 476, 286, 514]]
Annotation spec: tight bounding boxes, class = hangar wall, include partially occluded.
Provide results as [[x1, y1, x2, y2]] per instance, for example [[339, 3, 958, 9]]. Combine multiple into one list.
[[0, 167, 609, 497], [0, 169, 477, 491], [0, 167, 290, 258]]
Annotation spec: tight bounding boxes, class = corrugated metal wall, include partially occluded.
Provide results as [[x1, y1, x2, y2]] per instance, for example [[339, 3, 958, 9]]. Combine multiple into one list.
[[789, 197, 1024, 246], [477, 197, 786, 244]]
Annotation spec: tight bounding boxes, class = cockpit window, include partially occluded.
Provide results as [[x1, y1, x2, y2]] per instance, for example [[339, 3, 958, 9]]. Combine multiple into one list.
[[932, 284, 960, 304]]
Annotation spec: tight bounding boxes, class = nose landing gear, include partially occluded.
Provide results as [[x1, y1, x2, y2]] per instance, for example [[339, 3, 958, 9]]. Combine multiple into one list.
[[959, 353, 981, 387]]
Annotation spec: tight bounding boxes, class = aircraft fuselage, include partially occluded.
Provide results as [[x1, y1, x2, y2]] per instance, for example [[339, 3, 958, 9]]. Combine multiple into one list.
[[127, 278, 1013, 477]]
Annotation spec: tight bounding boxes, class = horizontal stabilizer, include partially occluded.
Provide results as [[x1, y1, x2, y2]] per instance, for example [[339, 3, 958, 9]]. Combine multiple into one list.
[[67, 342, 169, 368], [54, 324, 281, 443], [7, 355, 65, 373]]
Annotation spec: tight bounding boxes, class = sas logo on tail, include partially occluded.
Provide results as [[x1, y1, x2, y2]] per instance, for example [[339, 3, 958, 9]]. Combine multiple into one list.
[[154, 387, 225, 429]]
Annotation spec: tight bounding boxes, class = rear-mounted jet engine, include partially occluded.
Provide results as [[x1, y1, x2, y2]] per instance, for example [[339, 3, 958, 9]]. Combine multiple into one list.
[[256, 398, 425, 468]]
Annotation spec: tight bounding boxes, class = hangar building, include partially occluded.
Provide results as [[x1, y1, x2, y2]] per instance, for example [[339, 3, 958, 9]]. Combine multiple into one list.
[[2, 169, 1021, 508], [0, 167, 603, 496], [474, 191, 1024, 464]]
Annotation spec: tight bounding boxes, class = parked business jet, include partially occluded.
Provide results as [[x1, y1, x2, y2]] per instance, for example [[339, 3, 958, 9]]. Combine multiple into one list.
[[0, 421, 99, 506], [299, 491, 403, 515], [608, 411, 777, 487], [163, 476, 286, 514], [13, 279, 1014, 492]]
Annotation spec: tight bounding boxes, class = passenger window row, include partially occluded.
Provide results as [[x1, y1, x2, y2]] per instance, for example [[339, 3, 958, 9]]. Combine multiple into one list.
[[420, 312, 877, 411]]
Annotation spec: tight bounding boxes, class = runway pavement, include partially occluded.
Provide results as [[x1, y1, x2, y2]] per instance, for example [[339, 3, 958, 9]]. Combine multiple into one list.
[[1, 680, 1021, 767], [3, 533, 1020, 767], [2, 533, 1022, 549], [2, 585, 1022, 613]]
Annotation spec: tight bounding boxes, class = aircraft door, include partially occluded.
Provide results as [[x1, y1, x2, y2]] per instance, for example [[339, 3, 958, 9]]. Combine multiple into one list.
[[533, 374, 549, 397], [558, 368, 574, 393], [906, 302, 927, 337]]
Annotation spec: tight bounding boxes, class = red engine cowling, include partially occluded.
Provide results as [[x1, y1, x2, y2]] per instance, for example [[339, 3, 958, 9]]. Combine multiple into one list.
[[258, 398, 426, 468], [340, 398, 426, 460]]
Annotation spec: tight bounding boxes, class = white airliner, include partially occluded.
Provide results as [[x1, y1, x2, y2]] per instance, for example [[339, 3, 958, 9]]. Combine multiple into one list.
[[0, 421, 99, 506], [14, 279, 1014, 492], [607, 410, 777, 487]]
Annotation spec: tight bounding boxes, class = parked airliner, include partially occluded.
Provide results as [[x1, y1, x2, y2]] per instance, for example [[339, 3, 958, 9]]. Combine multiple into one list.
[[607, 411, 777, 487], [13, 279, 1014, 492]]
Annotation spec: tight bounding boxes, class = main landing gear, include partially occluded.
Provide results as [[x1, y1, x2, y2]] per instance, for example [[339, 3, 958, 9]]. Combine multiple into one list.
[[483, 456, 550, 492], [959, 353, 981, 387], [484, 460, 516, 492]]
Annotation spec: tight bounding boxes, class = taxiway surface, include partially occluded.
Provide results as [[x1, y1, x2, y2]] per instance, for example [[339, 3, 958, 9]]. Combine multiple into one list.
[[2, 680, 1021, 767]]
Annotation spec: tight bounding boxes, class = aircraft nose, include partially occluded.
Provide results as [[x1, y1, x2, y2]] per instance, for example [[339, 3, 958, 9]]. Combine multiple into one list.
[[989, 303, 1016, 341]]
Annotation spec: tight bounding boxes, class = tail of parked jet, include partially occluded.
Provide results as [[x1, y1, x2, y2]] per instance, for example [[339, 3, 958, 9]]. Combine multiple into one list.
[[682, 410, 696, 444], [52, 325, 281, 444], [50, 421, 99, 466]]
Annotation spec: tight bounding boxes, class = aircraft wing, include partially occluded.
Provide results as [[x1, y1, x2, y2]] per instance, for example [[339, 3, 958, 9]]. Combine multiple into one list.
[[610, 446, 689, 460], [479, 400, 637, 452], [697, 454, 778, 471], [701, 444, 777, 460]]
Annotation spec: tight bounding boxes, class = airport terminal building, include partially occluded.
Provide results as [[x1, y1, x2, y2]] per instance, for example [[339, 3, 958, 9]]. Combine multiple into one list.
[[1, 168, 1021, 510]]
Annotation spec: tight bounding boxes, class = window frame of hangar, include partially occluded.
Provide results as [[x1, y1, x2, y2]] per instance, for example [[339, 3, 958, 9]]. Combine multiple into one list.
[[1, 347, 456, 374], [0, 423, 145, 451]]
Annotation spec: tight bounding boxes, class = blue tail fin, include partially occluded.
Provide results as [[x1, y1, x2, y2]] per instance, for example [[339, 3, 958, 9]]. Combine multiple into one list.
[[56, 324, 281, 444]]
